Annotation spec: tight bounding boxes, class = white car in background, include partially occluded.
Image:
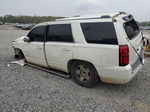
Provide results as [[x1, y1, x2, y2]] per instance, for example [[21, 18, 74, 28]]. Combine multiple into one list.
[[12, 12, 144, 88]]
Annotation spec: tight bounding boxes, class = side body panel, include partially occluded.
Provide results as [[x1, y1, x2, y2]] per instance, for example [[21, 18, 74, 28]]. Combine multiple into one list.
[[23, 41, 47, 67], [45, 42, 73, 72]]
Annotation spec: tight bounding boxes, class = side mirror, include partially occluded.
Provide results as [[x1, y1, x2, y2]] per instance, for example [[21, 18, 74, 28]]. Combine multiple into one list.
[[23, 37, 30, 42]]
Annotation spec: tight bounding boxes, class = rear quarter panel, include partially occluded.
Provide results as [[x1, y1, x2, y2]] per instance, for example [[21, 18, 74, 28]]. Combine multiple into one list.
[[71, 44, 119, 78], [71, 21, 119, 78]]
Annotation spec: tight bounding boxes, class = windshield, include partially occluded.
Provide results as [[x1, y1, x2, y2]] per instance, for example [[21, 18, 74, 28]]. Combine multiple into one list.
[[124, 20, 140, 40]]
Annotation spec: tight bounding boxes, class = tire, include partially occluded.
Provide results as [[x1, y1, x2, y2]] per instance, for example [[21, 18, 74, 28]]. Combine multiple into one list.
[[71, 61, 99, 88]]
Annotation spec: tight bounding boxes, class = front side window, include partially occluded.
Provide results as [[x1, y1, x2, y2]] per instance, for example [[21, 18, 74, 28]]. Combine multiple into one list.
[[47, 24, 73, 42], [124, 20, 140, 40], [27, 26, 46, 42], [81, 22, 118, 45]]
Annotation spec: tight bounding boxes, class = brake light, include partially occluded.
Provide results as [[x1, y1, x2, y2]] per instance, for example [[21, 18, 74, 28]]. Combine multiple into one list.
[[119, 45, 129, 66]]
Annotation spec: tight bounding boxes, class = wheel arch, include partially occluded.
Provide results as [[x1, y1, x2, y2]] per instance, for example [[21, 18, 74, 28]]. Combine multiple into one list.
[[14, 47, 25, 59], [68, 59, 101, 87], [67, 59, 100, 78]]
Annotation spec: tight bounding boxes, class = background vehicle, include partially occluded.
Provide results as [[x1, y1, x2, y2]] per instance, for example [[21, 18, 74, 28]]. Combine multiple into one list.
[[12, 12, 144, 88], [14, 23, 35, 30], [22, 24, 35, 30]]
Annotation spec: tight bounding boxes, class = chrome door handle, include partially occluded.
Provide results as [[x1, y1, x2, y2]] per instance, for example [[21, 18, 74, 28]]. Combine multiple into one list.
[[63, 48, 71, 51]]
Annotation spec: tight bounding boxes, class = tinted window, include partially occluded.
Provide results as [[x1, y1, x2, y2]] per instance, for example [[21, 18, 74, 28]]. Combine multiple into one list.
[[47, 24, 73, 42], [81, 22, 118, 45], [124, 20, 140, 40], [27, 26, 45, 42]]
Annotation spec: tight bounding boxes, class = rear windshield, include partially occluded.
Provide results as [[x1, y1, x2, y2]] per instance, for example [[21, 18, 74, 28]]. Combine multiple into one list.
[[124, 20, 140, 40], [80, 22, 118, 45]]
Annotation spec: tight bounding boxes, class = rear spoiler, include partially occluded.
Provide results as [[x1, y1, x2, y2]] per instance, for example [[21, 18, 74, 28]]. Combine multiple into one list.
[[112, 12, 128, 22]]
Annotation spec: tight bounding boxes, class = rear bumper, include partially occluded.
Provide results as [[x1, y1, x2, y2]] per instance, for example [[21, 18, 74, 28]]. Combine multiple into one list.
[[98, 60, 144, 84]]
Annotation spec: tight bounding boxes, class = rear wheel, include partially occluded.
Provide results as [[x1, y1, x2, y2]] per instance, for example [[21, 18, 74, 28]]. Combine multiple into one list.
[[71, 61, 99, 88]]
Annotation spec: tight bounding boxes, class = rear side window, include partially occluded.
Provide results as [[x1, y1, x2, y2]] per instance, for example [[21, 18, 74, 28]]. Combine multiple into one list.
[[124, 20, 140, 40], [81, 22, 118, 45], [27, 26, 45, 42], [47, 24, 73, 42]]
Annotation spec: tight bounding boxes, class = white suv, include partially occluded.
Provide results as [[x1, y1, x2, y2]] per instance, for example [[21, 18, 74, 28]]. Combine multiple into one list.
[[12, 12, 144, 87]]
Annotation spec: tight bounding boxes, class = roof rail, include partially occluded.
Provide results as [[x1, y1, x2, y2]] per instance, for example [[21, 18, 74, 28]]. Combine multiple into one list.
[[57, 16, 111, 21], [56, 15, 112, 21], [56, 12, 127, 21]]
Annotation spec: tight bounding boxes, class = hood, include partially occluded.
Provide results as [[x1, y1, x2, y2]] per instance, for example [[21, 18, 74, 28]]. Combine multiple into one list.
[[13, 36, 26, 42]]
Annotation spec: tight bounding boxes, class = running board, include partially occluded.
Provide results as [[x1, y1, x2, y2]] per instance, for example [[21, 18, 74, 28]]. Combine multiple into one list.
[[27, 63, 71, 79]]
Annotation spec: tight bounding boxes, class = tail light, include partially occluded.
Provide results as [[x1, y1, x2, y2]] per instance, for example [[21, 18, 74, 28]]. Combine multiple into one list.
[[119, 45, 129, 66]]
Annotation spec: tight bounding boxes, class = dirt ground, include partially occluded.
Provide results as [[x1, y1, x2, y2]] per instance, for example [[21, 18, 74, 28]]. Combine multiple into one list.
[[0, 27, 150, 112]]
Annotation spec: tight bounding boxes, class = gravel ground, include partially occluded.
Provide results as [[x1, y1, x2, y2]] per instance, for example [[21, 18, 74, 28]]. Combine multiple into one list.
[[0, 29, 150, 112], [0, 25, 20, 30]]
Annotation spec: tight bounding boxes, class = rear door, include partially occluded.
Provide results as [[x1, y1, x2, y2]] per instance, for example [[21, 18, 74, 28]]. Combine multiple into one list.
[[45, 24, 74, 72], [124, 19, 143, 65]]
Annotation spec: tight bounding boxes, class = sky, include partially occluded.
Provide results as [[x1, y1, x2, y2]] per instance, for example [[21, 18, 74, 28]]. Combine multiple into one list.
[[0, 0, 149, 21]]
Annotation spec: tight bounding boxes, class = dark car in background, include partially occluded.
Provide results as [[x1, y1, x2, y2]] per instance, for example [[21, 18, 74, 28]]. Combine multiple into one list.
[[22, 24, 35, 30], [14, 23, 35, 30]]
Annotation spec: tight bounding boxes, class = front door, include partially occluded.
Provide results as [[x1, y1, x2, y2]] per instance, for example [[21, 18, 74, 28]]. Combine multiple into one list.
[[23, 25, 47, 67]]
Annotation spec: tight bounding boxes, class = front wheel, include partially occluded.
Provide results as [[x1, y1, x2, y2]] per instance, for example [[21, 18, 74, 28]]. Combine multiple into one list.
[[71, 61, 99, 88]]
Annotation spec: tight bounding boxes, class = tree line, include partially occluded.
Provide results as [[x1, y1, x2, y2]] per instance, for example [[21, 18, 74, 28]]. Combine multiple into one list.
[[0, 15, 150, 26], [138, 21, 150, 26], [0, 15, 63, 24]]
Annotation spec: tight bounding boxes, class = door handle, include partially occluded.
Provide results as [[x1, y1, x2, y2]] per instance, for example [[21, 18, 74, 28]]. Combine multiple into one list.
[[63, 48, 71, 51]]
